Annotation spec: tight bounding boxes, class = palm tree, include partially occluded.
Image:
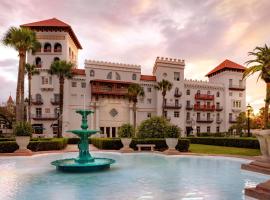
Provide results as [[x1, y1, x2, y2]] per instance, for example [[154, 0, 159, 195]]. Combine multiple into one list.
[[243, 44, 270, 129], [25, 64, 40, 122], [154, 79, 173, 117], [2, 27, 40, 122], [127, 83, 145, 134], [49, 60, 74, 138]]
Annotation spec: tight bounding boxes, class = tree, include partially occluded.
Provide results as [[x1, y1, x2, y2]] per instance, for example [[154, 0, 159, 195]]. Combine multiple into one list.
[[49, 60, 73, 138], [229, 112, 247, 136], [154, 79, 173, 117], [243, 44, 270, 128], [25, 64, 39, 122], [2, 27, 40, 122], [127, 83, 145, 134]]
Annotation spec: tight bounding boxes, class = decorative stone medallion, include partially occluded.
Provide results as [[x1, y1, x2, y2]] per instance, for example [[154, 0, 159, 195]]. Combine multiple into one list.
[[110, 108, 118, 117]]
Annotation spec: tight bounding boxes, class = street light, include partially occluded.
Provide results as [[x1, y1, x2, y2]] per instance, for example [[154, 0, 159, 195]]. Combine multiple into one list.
[[246, 103, 252, 137]]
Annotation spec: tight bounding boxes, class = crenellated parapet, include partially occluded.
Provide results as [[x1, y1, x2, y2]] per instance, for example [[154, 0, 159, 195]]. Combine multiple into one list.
[[153, 56, 185, 74], [184, 79, 224, 90], [85, 59, 141, 69]]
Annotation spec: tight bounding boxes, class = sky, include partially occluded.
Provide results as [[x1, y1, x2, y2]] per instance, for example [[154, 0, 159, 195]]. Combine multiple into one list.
[[0, 0, 269, 113]]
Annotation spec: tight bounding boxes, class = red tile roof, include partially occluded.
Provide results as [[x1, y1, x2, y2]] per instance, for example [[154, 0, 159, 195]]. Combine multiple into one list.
[[21, 18, 82, 49], [206, 59, 246, 77], [140, 75, 156, 81], [72, 68, 85, 76]]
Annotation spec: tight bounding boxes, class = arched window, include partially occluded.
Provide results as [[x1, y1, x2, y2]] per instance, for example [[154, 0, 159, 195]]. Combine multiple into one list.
[[35, 42, 42, 53], [36, 94, 42, 102], [44, 43, 51, 52], [54, 57, 60, 62], [54, 43, 62, 52], [116, 72, 121, 80], [132, 74, 137, 80], [35, 57, 42, 67], [107, 72, 112, 79], [90, 70, 95, 77]]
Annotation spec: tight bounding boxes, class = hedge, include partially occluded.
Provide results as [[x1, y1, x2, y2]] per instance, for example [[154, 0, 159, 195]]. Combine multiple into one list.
[[186, 137, 260, 149], [91, 138, 190, 152], [67, 137, 91, 144], [196, 132, 227, 137], [0, 138, 68, 153]]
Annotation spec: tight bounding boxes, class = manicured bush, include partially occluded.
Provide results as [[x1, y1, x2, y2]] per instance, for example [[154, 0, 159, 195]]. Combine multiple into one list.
[[186, 137, 259, 149], [66, 137, 91, 144], [118, 124, 135, 138], [165, 125, 181, 138], [0, 141, 18, 153], [91, 138, 190, 152], [137, 116, 170, 138], [13, 122, 33, 136], [0, 138, 14, 142], [196, 132, 227, 137]]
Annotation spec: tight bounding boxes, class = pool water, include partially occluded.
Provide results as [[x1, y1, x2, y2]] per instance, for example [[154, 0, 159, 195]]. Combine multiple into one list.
[[0, 153, 268, 200]]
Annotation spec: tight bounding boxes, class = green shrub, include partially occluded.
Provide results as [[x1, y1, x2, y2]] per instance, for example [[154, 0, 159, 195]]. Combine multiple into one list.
[[196, 132, 227, 137], [165, 125, 181, 138], [14, 122, 33, 136], [118, 124, 135, 138], [0, 141, 18, 153], [67, 137, 91, 144], [0, 138, 14, 142], [137, 116, 169, 138], [186, 137, 259, 149], [91, 138, 190, 152]]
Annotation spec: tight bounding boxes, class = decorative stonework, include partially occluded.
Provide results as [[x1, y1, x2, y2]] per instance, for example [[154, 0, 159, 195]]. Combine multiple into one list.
[[110, 108, 118, 117]]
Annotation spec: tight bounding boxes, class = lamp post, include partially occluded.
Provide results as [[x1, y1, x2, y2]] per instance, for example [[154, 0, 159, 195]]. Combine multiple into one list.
[[246, 104, 252, 137]]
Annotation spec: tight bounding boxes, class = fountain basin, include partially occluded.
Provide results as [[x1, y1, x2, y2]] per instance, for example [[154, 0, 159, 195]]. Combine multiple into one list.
[[51, 157, 115, 172]]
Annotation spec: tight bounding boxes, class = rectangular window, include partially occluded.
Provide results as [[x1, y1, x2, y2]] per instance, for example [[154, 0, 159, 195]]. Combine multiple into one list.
[[174, 111, 179, 118], [207, 113, 211, 120], [49, 76, 52, 84], [147, 87, 151, 92], [207, 126, 211, 133], [187, 100, 190, 106], [186, 112, 190, 120], [147, 98, 152, 104], [45, 108, 50, 113], [175, 99, 179, 106], [36, 108, 42, 117], [147, 113, 151, 118], [229, 113, 233, 121], [186, 90, 190, 95], [72, 82, 77, 87], [174, 72, 180, 81], [216, 126, 220, 133], [197, 113, 200, 120], [164, 111, 167, 118], [41, 76, 48, 85], [217, 113, 220, 120], [229, 79, 233, 86], [196, 126, 200, 133], [81, 82, 86, 88]]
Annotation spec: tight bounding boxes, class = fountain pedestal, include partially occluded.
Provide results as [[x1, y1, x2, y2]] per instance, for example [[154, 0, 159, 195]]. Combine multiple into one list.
[[51, 110, 115, 172]]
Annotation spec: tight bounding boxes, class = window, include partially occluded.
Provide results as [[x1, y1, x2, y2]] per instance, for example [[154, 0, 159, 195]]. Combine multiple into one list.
[[229, 79, 233, 86], [186, 112, 190, 120], [216, 126, 220, 133], [187, 100, 190, 107], [36, 94, 42, 102], [216, 113, 220, 120], [216, 102, 220, 109], [229, 113, 233, 121], [45, 108, 50, 113], [175, 99, 179, 106], [69, 47, 71, 57], [186, 89, 190, 95], [174, 72, 180, 81], [35, 57, 42, 67], [196, 126, 200, 133], [116, 72, 121, 80], [90, 70, 95, 77], [147, 98, 152, 104], [175, 87, 179, 95], [107, 72, 112, 79], [217, 91, 220, 97], [147, 113, 151, 118], [72, 82, 77, 87], [147, 87, 151, 92], [44, 43, 51, 52], [164, 111, 167, 118], [54, 57, 60, 62], [207, 113, 211, 120], [239, 80, 243, 87], [41, 76, 48, 84], [36, 108, 42, 117], [81, 82, 86, 88], [132, 74, 137, 80], [207, 126, 210, 133], [197, 113, 200, 120], [54, 94, 60, 102], [174, 111, 179, 118], [54, 43, 62, 52]]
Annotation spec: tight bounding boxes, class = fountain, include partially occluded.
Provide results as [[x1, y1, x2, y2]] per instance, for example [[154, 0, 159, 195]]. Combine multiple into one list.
[[51, 109, 115, 172]]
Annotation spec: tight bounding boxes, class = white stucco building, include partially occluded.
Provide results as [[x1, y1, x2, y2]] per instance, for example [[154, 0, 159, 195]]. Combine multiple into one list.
[[22, 18, 246, 137]]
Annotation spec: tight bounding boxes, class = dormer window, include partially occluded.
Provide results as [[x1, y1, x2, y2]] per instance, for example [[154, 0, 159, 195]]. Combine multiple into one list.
[[54, 43, 62, 52], [44, 43, 51, 52]]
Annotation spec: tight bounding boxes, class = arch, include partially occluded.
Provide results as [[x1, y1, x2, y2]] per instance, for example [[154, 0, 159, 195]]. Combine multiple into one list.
[[90, 70, 95, 77], [132, 73, 137, 80], [54, 57, 60, 62], [44, 43, 51, 52], [54, 43, 62, 52], [35, 57, 42, 67], [107, 72, 112, 79], [116, 72, 121, 80]]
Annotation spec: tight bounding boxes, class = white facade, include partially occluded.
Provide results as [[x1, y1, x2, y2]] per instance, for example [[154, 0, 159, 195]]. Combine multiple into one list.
[[25, 19, 246, 137]]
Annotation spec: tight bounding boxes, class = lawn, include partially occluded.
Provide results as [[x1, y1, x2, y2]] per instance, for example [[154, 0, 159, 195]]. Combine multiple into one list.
[[189, 144, 261, 156]]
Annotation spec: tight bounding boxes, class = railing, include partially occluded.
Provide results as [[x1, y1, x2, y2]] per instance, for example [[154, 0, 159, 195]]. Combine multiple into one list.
[[174, 92, 182, 97], [186, 105, 193, 110], [50, 98, 60, 105], [44, 49, 51, 53], [216, 106, 223, 111], [229, 84, 245, 91], [194, 104, 215, 111], [232, 108, 242, 112], [41, 84, 54, 91], [195, 93, 214, 100], [54, 49, 62, 53], [91, 85, 128, 95], [164, 103, 182, 109], [32, 114, 58, 121], [36, 63, 42, 68], [196, 118, 214, 123], [31, 99, 43, 105], [216, 119, 223, 124]]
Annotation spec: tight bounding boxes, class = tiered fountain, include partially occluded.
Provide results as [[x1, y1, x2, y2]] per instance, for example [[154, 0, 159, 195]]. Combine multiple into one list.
[[51, 110, 115, 172]]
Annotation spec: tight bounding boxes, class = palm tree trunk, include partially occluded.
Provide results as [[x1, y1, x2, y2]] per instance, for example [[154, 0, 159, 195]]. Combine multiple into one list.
[[58, 76, 64, 138], [162, 95, 165, 117], [15, 61, 21, 122], [133, 100, 137, 137], [19, 51, 26, 121], [28, 74, 32, 122], [264, 83, 270, 129]]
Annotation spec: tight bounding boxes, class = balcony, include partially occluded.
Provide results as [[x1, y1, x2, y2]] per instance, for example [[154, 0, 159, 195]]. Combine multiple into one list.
[[31, 99, 43, 105], [164, 103, 182, 109], [232, 108, 242, 113], [50, 98, 60, 105], [216, 119, 223, 124], [216, 106, 223, 111], [229, 84, 245, 91], [91, 80, 130, 97], [43, 48, 51, 53], [41, 84, 54, 91], [186, 105, 193, 110], [194, 104, 215, 111], [32, 114, 58, 121], [195, 93, 214, 100], [174, 92, 182, 98], [196, 118, 214, 123]]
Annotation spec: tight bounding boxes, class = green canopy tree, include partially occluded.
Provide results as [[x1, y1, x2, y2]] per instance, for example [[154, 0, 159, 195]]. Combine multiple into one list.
[[25, 63, 40, 122], [154, 79, 173, 117], [127, 83, 145, 134], [2, 27, 40, 122], [243, 44, 270, 128], [49, 60, 74, 138]]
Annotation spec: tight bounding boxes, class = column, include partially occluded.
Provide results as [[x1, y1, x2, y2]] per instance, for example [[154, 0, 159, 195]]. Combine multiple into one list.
[[129, 103, 133, 124], [95, 102, 100, 130]]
